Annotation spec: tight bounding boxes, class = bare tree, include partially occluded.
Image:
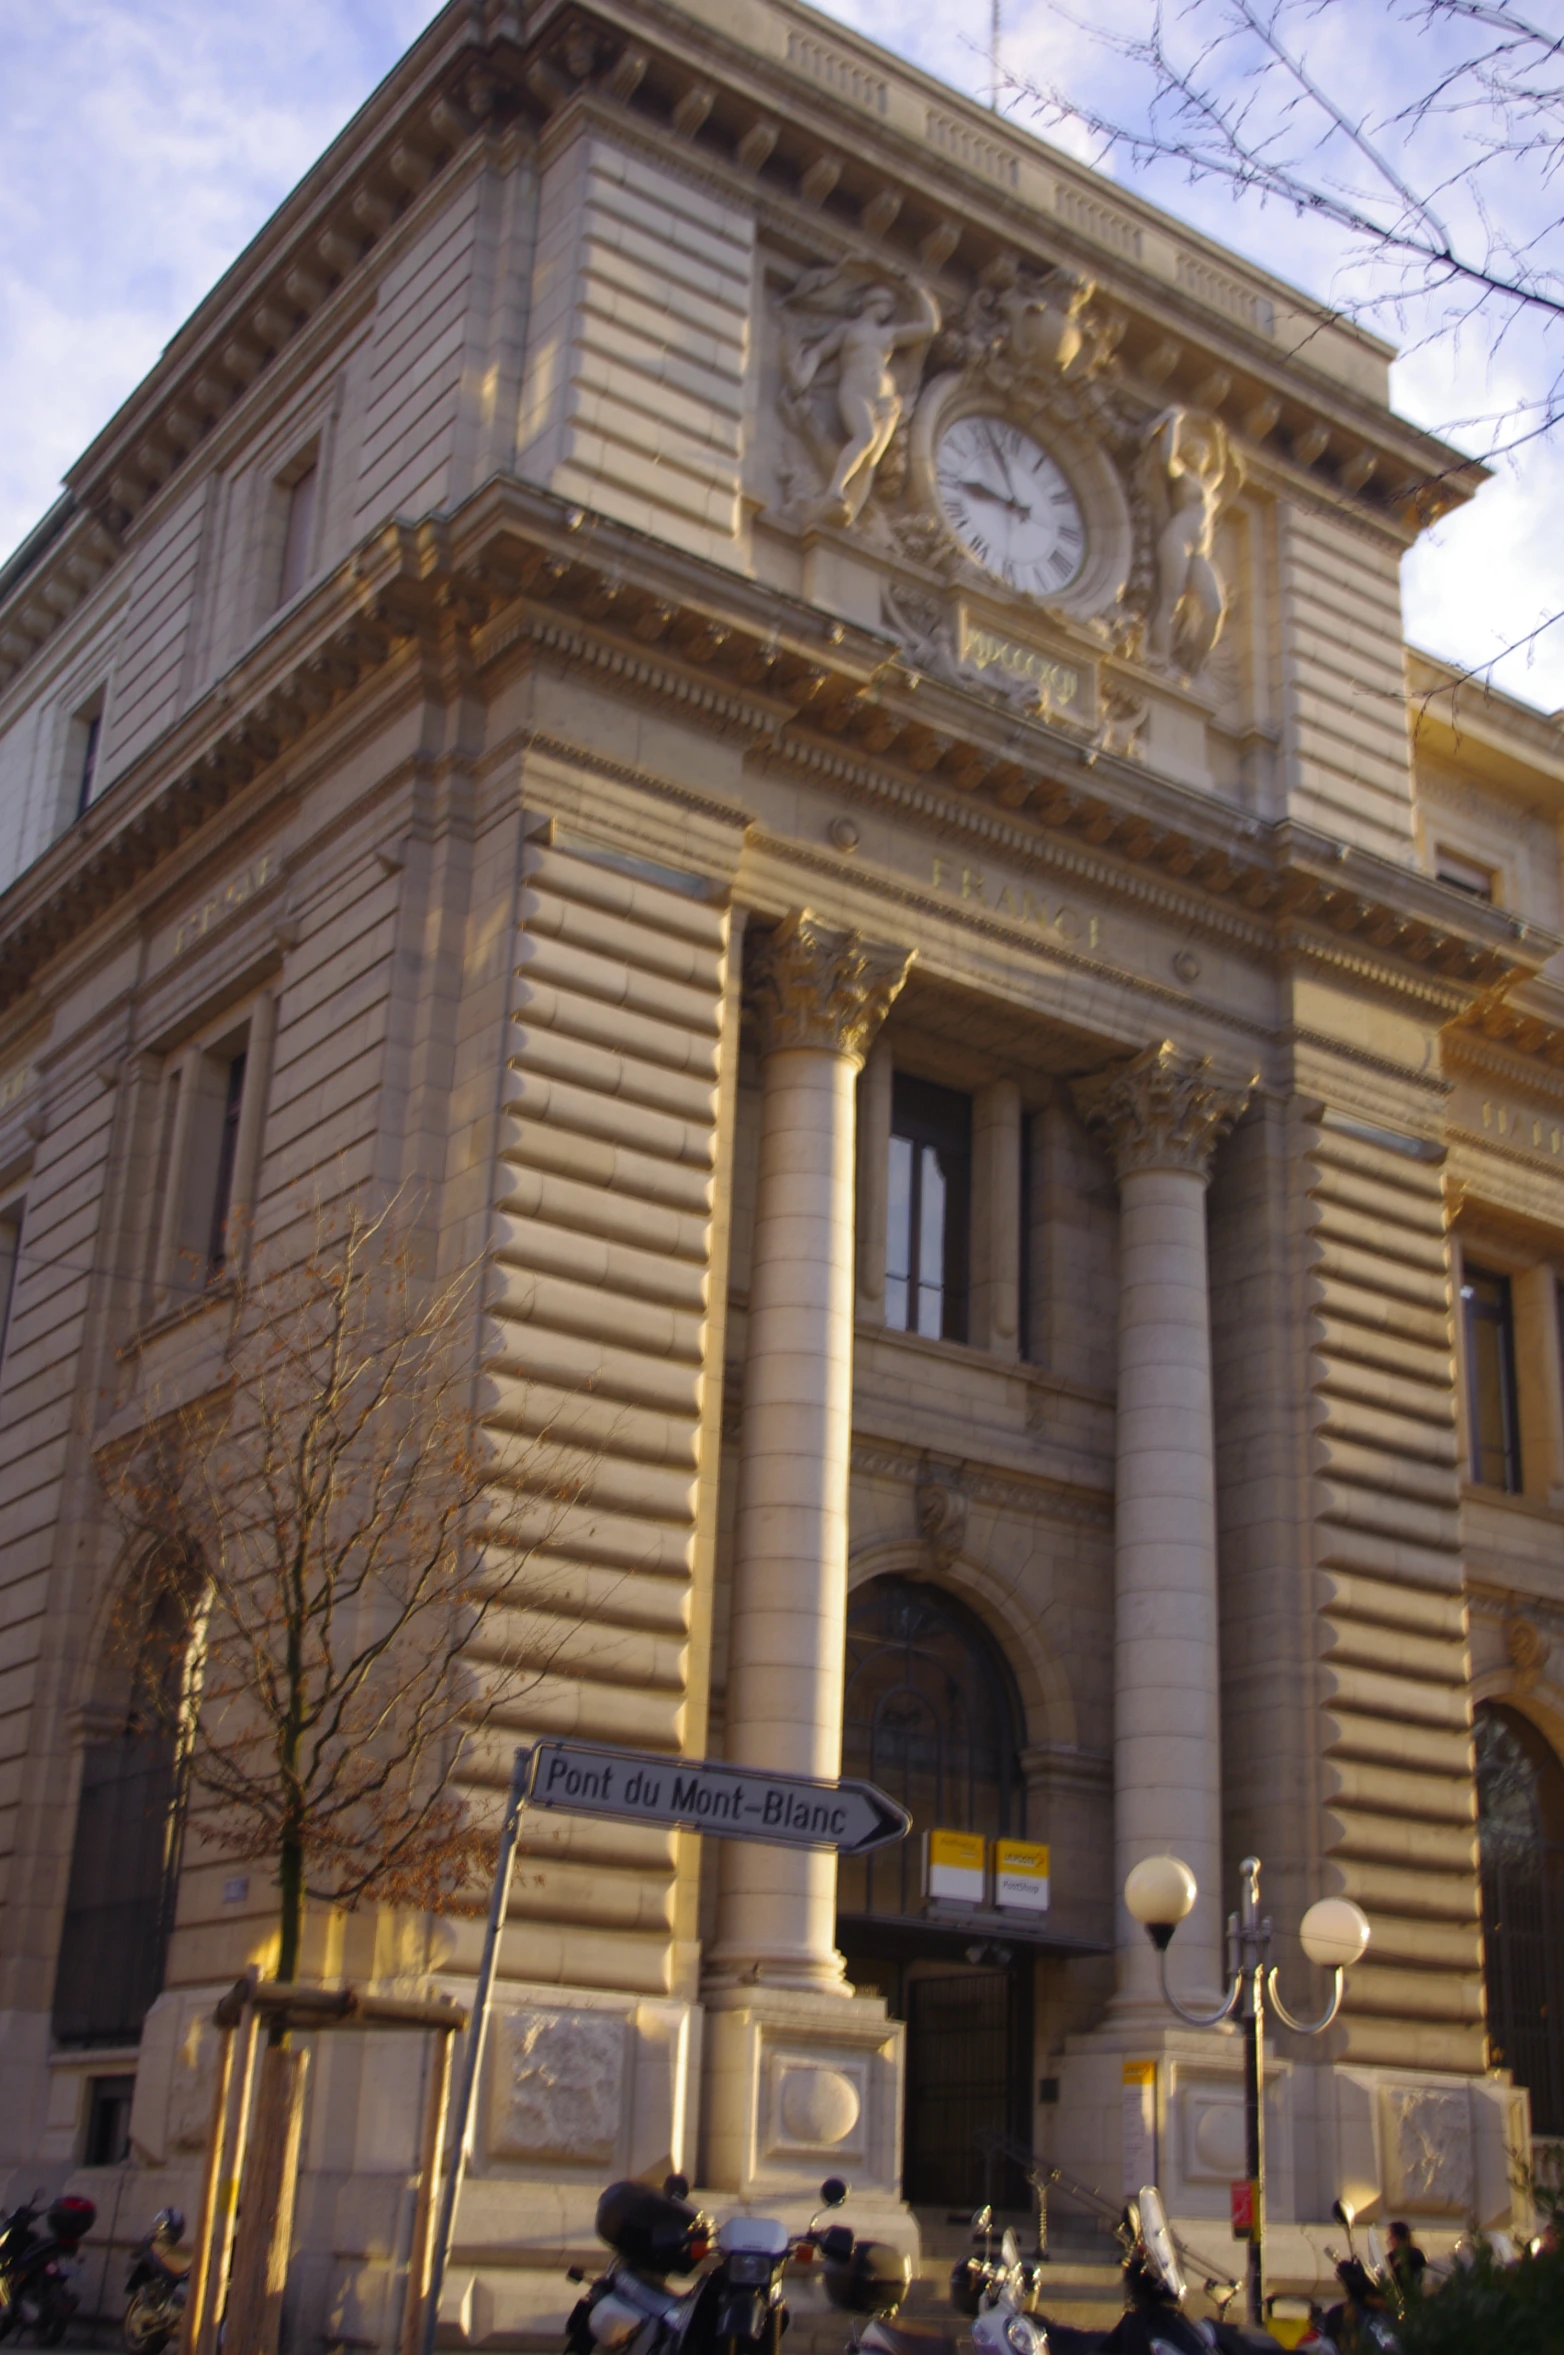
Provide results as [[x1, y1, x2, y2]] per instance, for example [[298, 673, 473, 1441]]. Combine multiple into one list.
[[1010, 1, 1564, 674], [102, 1196, 578, 1989]]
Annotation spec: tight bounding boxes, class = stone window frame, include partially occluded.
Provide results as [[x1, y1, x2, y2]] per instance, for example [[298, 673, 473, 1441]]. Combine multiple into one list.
[[144, 986, 278, 1322], [1453, 1229, 1564, 1506]]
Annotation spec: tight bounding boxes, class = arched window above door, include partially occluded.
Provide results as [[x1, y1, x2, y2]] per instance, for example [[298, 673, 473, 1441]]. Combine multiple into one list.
[[838, 1574, 1024, 1925], [1475, 1700, 1564, 2134], [52, 1580, 193, 2048]]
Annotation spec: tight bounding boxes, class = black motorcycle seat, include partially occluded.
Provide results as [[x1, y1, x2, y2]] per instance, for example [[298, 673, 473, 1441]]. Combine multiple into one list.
[[869, 2327, 958, 2355]]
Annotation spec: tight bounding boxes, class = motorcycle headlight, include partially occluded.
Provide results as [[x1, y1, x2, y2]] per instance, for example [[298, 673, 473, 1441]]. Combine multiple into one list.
[[1004, 2316, 1037, 2355]]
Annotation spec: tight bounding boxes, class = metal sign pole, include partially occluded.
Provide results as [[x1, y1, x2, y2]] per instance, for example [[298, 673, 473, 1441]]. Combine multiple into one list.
[[420, 1744, 534, 2355]]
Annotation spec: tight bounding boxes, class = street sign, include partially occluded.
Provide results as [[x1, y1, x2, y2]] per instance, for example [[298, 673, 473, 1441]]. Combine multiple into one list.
[[528, 1740, 911, 1855]]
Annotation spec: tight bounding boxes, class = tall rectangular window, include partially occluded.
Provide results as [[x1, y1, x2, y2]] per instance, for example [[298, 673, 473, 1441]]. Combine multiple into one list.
[[207, 1049, 248, 1274], [151, 1002, 274, 1310], [63, 689, 105, 827], [0, 1199, 23, 1391], [276, 460, 318, 607], [1463, 1264, 1522, 1491], [886, 1074, 971, 1343]]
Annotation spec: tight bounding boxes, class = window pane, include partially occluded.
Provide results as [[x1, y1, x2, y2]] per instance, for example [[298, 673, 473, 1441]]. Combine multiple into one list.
[[916, 1143, 946, 1337], [1463, 1265, 1520, 1491], [889, 1074, 972, 1346], [208, 1050, 248, 1274], [885, 1135, 913, 1331]]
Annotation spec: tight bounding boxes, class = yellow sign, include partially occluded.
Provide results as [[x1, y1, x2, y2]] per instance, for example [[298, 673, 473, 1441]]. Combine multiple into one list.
[[925, 1828, 987, 1905], [1122, 2061, 1157, 2087], [994, 1839, 1050, 1914]]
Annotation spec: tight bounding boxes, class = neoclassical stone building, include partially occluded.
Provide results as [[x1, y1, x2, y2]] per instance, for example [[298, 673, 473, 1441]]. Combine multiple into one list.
[[0, 0, 1561, 2334]]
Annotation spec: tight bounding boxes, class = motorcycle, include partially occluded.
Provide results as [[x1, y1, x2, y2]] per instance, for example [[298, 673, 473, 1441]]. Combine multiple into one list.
[[950, 2206, 1047, 2355], [1028, 2188, 1274, 2355], [0, 2194, 96, 2346], [565, 2172, 915, 2355], [123, 2208, 188, 2355], [1296, 2204, 1399, 2354]]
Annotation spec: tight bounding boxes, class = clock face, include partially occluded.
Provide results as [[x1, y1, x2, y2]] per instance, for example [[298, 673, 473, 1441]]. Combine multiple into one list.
[[934, 415, 1086, 596]]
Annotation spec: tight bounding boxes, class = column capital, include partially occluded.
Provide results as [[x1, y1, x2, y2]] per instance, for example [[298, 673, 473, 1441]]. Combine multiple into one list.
[[1072, 1040, 1253, 1181], [745, 909, 912, 1065]]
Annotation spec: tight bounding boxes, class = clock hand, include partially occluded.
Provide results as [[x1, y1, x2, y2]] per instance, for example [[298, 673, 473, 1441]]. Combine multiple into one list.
[[959, 478, 1029, 517], [982, 421, 1023, 505]]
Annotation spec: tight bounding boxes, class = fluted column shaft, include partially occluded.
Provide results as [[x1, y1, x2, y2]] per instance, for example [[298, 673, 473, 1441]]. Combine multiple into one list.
[[711, 912, 911, 1990], [1075, 1042, 1252, 2011]]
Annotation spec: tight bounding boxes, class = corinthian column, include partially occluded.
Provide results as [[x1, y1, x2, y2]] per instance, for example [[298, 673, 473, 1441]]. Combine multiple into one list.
[[1073, 1042, 1253, 2010], [710, 911, 911, 1990]]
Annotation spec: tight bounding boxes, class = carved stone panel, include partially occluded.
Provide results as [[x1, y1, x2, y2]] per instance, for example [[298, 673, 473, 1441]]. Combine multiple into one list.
[[490, 2005, 629, 2166], [1380, 2084, 1476, 2215]]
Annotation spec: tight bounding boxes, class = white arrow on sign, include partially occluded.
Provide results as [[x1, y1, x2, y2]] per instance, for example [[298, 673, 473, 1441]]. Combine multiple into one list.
[[527, 1740, 910, 1855]]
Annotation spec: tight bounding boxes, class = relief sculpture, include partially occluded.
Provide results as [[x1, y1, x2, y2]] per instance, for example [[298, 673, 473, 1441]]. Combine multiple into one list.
[[1139, 408, 1243, 678], [781, 265, 941, 526]]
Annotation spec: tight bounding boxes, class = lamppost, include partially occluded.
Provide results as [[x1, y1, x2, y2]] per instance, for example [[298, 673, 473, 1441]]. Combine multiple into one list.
[[1123, 1853, 1371, 2332]]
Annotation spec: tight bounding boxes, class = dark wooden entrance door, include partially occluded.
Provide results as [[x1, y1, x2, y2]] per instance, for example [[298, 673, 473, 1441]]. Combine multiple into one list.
[[904, 1966, 1026, 2207]]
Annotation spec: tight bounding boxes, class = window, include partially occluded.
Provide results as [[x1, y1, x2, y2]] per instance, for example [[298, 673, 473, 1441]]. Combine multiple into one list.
[[53, 1592, 189, 2048], [838, 1576, 1024, 1927], [1475, 1703, 1564, 2133], [0, 1198, 21, 1383], [74, 697, 103, 818], [275, 458, 318, 608], [207, 1049, 247, 1275], [1436, 846, 1496, 901], [885, 1074, 971, 1343], [151, 1001, 274, 1310], [1462, 1264, 1522, 1490], [84, 2076, 136, 2166]]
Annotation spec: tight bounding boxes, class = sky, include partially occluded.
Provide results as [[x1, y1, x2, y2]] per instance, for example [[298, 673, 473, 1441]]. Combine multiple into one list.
[[3, 0, 1561, 710]]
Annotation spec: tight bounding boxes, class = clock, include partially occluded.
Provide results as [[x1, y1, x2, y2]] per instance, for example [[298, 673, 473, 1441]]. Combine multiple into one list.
[[934, 414, 1086, 596]]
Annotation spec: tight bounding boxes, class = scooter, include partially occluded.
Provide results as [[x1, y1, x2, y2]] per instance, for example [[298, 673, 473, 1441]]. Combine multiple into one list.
[[1297, 2206, 1399, 2354], [0, 2193, 96, 2346], [123, 2208, 188, 2355], [565, 2173, 915, 2355], [1030, 2188, 1273, 2355], [949, 2205, 1048, 2355]]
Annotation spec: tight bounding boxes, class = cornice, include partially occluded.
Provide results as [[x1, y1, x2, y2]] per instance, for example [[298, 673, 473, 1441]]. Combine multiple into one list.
[[0, 475, 1548, 1026], [1443, 1021, 1564, 1102], [529, 0, 1471, 514]]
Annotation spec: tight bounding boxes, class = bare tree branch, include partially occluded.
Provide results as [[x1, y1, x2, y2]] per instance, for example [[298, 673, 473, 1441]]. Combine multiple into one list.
[[100, 1191, 597, 1989]]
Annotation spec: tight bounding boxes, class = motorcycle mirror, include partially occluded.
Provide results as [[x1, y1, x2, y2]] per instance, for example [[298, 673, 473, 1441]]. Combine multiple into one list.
[[999, 2229, 1020, 2270], [970, 2206, 993, 2242], [663, 2175, 689, 2201], [1332, 2199, 1355, 2232], [820, 2179, 848, 2208]]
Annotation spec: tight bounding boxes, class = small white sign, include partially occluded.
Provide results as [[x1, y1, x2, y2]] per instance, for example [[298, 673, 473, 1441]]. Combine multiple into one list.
[[994, 1839, 1050, 1913], [925, 1828, 987, 1904]]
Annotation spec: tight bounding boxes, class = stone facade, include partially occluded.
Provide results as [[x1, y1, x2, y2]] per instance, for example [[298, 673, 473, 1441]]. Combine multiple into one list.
[[0, 0, 1560, 2338]]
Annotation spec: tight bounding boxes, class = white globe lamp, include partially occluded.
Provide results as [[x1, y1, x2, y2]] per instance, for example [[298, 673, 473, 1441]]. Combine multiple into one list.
[[1299, 1896, 1371, 1971], [1124, 1854, 1198, 1951]]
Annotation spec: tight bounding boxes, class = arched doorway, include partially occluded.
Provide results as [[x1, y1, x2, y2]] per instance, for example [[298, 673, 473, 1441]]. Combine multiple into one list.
[[838, 1575, 1030, 2209], [1475, 1701, 1564, 2133]]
